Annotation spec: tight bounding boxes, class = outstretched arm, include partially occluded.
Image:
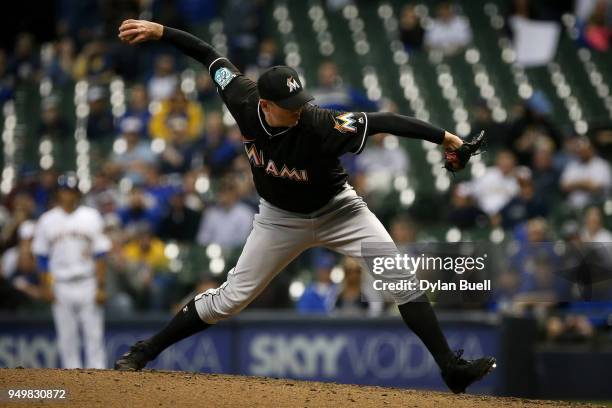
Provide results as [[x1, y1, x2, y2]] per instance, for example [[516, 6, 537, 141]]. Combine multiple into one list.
[[118, 19, 256, 124], [367, 112, 463, 150], [118, 20, 234, 72]]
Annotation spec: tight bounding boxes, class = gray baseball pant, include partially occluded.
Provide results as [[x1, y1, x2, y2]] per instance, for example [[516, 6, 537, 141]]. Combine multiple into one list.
[[194, 185, 422, 324]]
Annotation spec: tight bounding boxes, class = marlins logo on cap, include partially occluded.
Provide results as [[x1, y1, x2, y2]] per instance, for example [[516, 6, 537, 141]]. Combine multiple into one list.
[[286, 76, 300, 93], [257, 66, 313, 110]]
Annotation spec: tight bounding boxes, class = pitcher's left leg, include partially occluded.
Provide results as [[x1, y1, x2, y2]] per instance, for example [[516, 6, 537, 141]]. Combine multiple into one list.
[[316, 195, 496, 393], [316, 196, 421, 304]]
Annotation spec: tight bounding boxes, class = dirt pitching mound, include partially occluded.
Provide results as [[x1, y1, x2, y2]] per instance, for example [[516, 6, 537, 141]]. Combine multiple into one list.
[[0, 368, 599, 408]]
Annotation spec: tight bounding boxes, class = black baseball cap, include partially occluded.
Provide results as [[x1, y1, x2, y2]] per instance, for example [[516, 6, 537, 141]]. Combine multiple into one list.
[[257, 66, 313, 110]]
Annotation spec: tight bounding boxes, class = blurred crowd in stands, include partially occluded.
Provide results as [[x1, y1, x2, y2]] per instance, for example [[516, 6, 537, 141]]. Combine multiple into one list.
[[0, 0, 611, 343]]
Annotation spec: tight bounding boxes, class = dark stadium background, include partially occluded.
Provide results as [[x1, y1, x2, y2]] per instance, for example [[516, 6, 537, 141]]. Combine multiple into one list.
[[0, 0, 611, 401]]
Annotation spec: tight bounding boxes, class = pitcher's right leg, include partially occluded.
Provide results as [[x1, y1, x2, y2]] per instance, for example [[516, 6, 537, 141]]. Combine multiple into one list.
[[195, 212, 312, 323], [115, 208, 313, 371]]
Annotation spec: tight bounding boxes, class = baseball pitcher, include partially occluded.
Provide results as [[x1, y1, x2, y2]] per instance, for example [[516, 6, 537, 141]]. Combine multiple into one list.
[[114, 20, 491, 393]]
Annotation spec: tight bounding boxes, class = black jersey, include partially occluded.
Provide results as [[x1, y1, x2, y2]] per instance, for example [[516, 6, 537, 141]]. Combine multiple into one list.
[[211, 58, 368, 214], [160, 26, 445, 212]]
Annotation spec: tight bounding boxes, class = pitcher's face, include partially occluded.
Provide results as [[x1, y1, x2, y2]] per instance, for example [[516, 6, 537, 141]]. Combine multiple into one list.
[[261, 99, 304, 127]]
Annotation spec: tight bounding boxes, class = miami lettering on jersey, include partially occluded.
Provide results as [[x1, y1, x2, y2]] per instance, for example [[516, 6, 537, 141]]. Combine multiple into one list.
[[244, 142, 308, 182], [265, 160, 308, 182]]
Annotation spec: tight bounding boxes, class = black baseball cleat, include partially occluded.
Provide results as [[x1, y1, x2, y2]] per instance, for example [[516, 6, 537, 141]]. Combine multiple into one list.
[[114, 340, 157, 371], [441, 349, 497, 394]]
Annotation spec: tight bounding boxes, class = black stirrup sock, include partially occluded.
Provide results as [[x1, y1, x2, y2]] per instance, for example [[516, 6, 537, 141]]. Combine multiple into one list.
[[397, 293, 454, 369], [147, 298, 211, 357]]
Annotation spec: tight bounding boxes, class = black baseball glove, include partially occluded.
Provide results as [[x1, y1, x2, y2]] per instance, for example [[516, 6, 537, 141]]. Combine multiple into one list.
[[444, 130, 486, 173]]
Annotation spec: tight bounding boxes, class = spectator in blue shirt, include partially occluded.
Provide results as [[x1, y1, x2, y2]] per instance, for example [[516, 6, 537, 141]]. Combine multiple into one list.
[[310, 61, 378, 112], [297, 251, 339, 314], [500, 167, 548, 230], [201, 111, 240, 176], [117, 185, 162, 231], [119, 84, 152, 139]]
